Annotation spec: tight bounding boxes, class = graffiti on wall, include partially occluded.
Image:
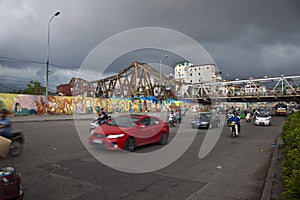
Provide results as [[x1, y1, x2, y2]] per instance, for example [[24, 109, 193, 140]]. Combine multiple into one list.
[[0, 93, 193, 115]]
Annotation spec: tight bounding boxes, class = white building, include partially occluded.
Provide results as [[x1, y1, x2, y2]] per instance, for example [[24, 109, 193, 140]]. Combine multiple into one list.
[[174, 61, 222, 84], [174, 61, 223, 98]]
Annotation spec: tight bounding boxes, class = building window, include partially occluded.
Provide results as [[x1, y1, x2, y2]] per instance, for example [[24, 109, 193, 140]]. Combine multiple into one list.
[[206, 67, 209, 70], [198, 73, 201, 75], [190, 80, 193, 83], [190, 73, 193, 76], [195, 68, 197, 71]]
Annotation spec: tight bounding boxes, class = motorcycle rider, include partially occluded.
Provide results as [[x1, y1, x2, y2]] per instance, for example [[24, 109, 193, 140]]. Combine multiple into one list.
[[226, 111, 234, 125], [176, 110, 182, 123], [229, 111, 241, 133], [168, 110, 176, 125], [245, 112, 252, 122], [0, 108, 12, 138], [98, 107, 108, 125]]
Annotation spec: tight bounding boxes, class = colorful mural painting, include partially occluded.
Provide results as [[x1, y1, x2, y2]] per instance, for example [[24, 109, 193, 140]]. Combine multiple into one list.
[[0, 93, 194, 116]]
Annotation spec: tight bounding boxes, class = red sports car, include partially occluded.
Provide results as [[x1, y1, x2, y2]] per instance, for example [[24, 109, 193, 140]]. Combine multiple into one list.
[[88, 114, 169, 151]]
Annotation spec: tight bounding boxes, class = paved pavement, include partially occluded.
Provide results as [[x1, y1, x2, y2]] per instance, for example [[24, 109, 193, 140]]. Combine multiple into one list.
[[10, 113, 96, 122], [10, 113, 283, 199]]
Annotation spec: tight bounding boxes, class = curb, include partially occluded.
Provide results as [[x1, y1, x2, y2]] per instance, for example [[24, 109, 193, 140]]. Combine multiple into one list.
[[260, 134, 282, 200]]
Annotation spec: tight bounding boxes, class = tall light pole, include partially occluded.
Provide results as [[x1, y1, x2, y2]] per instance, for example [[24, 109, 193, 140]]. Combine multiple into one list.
[[159, 54, 168, 98], [46, 11, 60, 115]]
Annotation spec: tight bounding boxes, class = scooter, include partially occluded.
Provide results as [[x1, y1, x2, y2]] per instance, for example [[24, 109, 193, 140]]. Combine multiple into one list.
[[90, 116, 111, 129], [0, 166, 25, 199], [5, 132, 24, 157], [229, 122, 239, 138], [168, 116, 176, 127], [90, 118, 101, 129], [175, 113, 182, 123]]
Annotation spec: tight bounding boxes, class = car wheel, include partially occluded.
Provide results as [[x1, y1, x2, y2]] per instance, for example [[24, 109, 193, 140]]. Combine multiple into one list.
[[124, 137, 135, 152], [159, 133, 168, 145]]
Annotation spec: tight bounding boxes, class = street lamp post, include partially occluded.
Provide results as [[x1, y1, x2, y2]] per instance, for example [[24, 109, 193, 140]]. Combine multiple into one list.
[[159, 54, 168, 97], [46, 11, 60, 115]]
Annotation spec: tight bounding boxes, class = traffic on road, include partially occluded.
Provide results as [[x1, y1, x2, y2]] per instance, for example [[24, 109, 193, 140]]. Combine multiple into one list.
[[0, 109, 287, 199]]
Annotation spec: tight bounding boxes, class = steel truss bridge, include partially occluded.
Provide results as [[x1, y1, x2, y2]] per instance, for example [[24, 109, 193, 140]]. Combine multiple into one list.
[[186, 75, 300, 103], [68, 62, 300, 103]]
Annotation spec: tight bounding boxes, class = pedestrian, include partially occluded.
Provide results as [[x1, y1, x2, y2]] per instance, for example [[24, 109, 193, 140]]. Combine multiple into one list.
[[0, 108, 12, 138]]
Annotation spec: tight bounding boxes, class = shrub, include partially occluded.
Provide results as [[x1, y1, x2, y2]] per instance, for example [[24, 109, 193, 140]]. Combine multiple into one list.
[[282, 112, 300, 199]]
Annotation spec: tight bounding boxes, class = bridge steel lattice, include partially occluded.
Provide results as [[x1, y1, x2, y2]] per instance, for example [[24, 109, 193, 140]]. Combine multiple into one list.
[[94, 62, 183, 99], [67, 62, 300, 103], [185, 75, 300, 103]]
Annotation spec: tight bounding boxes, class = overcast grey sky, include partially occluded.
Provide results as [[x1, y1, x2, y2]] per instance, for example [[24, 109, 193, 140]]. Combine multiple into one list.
[[0, 0, 299, 92]]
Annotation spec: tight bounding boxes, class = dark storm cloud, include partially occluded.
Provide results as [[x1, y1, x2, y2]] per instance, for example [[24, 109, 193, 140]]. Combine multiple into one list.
[[0, 0, 300, 91]]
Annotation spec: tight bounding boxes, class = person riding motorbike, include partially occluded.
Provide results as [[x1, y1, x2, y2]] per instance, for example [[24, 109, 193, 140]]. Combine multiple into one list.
[[229, 111, 241, 133], [168, 110, 176, 126], [176, 110, 182, 123], [98, 107, 109, 125], [0, 108, 12, 138], [226, 111, 234, 125], [245, 112, 252, 122]]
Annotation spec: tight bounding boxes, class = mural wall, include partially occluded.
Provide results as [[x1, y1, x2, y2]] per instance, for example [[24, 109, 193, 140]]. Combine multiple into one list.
[[0, 93, 194, 116]]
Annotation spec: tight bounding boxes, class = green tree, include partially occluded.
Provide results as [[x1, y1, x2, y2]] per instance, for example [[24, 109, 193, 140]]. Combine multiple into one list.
[[9, 80, 48, 95], [22, 80, 46, 95]]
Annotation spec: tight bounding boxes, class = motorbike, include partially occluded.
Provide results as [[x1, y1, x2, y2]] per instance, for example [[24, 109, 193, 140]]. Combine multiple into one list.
[[0, 166, 25, 200], [90, 116, 111, 130], [175, 113, 182, 123], [4, 132, 24, 157], [229, 121, 239, 138], [253, 111, 259, 120], [168, 115, 176, 127], [245, 113, 252, 122], [90, 118, 101, 129]]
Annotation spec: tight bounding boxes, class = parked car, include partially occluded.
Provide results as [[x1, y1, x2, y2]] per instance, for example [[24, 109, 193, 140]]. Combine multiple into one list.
[[254, 112, 272, 126], [191, 112, 220, 129], [88, 114, 169, 152]]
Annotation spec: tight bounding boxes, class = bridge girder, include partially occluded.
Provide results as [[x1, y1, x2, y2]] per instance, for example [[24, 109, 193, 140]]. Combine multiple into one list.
[[66, 63, 300, 103], [95, 62, 183, 98]]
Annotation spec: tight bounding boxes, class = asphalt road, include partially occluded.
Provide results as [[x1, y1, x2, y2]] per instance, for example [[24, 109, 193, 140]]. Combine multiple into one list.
[[1, 114, 285, 200]]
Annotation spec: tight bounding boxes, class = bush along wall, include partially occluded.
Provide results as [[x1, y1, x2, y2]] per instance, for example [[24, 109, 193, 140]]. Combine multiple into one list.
[[281, 111, 300, 199]]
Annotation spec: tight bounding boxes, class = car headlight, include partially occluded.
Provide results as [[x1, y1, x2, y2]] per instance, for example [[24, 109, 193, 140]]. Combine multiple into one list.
[[106, 134, 125, 139], [202, 122, 209, 124], [90, 130, 95, 135]]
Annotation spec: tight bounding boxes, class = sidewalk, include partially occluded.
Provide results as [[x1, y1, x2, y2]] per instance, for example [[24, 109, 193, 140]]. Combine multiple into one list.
[[10, 113, 96, 123], [260, 135, 283, 200]]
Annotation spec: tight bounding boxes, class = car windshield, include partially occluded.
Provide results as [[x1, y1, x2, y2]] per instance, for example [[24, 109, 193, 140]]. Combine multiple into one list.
[[258, 113, 269, 117], [107, 116, 139, 127], [198, 114, 211, 120]]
